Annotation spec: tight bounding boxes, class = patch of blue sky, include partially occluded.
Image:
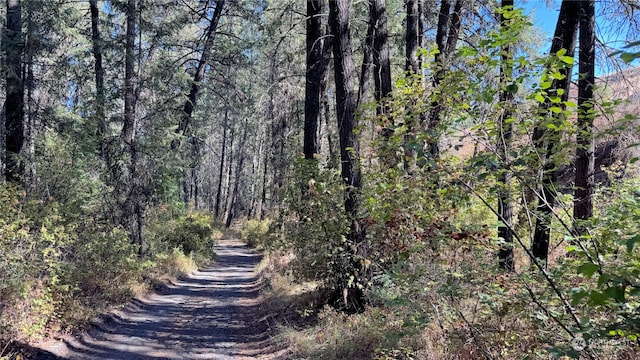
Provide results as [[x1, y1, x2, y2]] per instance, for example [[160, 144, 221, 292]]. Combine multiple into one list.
[[521, 0, 640, 75]]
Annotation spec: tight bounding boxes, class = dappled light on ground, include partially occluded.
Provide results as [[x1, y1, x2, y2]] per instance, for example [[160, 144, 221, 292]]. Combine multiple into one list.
[[37, 239, 285, 360]]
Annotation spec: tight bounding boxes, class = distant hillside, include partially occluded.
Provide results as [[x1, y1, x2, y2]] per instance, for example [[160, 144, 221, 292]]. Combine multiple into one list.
[[568, 65, 640, 136], [588, 65, 640, 183], [449, 66, 640, 176]]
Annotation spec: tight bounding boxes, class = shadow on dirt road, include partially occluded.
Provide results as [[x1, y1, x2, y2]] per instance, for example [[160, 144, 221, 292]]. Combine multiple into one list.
[[38, 239, 283, 360]]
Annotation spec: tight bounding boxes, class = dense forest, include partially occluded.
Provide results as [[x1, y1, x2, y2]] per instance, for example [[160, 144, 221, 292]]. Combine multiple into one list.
[[2, 0, 640, 358]]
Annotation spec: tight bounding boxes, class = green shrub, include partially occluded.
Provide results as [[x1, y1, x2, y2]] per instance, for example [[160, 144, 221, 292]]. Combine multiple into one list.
[[1, 185, 145, 340], [0, 185, 71, 340], [163, 212, 215, 259], [567, 175, 640, 347], [144, 247, 198, 285], [274, 158, 350, 291], [65, 226, 140, 301], [241, 219, 272, 248]]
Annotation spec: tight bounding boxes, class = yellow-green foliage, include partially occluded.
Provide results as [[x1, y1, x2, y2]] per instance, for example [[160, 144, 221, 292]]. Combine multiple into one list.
[[0, 186, 70, 340], [241, 219, 272, 248], [162, 212, 215, 259], [0, 185, 142, 341], [275, 158, 351, 289], [64, 227, 140, 300], [145, 248, 198, 282]]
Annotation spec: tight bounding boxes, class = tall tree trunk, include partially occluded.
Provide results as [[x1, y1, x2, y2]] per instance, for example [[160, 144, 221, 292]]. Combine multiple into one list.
[[574, 0, 595, 227], [122, 0, 136, 147], [122, 0, 144, 254], [304, 0, 324, 160], [248, 137, 261, 218], [329, 0, 363, 312], [372, 0, 392, 116], [215, 107, 229, 219], [402, 0, 422, 170], [530, 0, 580, 264], [224, 126, 235, 216], [427, 0, 463, 158], [3, 0, 24, 184], [405, 0, 421, 75], [191, 139, 200, 209], [356, 1, 375, 108], [24, 4, 36, 191], [90, 0, 112, 176], [259, 139, 269, 219], [497, 0, 514, 272], [267, 53, 286, 201], [225, 124, 248, 228], [319, 23, 333, 164], [0, 103, 5, 183], [172, 0, 225, 150]]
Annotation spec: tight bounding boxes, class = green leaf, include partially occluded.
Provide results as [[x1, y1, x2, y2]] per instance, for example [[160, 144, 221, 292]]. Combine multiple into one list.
[[621, 52, 640, 63], [550, 72, 565, 80], [625, 234, 640, 252], [597, 273, 611, 287], [603, 286, 625, 303], [477, 172, 489, 181], [577, 262, 599, 277], [535, 93, 545, 103], [547, 346, 580, 359], [589, 291, 608, 305], [560, 56, 575, 64], [571, 289, 589, 306]]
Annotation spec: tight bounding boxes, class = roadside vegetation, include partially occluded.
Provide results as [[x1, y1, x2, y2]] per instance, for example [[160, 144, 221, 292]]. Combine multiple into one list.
[[0, 187, 219, 348], [254, 164, 640, 359]]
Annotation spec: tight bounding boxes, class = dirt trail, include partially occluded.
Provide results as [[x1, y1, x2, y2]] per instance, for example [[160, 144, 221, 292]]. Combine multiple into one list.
[[38, 239, 283, 360]]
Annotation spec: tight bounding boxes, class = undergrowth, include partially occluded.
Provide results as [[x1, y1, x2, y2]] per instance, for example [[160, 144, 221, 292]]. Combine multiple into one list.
[[256, 161, 640, 359], [0, 184, 219, 348]]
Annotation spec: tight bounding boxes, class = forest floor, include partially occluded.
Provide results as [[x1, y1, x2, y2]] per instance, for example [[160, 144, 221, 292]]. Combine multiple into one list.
[[30, 239, 287, 360]]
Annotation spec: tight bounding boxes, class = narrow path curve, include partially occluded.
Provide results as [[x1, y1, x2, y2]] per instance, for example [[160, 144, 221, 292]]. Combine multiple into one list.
[[41, 239, 282, 360]]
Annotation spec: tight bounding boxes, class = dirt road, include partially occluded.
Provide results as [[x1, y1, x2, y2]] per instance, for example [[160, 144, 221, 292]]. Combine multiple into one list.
[[39, 239, 282, 360]]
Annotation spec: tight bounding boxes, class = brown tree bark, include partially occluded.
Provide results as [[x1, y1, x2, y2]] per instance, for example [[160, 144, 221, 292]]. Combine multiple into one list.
[[329, 0, 363, 312], [3, 0, 25, 184], [574, 0, 595, 226], [402, 0, 423, 170], [24, 4, 36, 191], [530, 0, 580, 264], [497, 0, 515, 272], [304, 0, 325, 160], [319, 23, 333, 164], [259, 138, 268, 220]]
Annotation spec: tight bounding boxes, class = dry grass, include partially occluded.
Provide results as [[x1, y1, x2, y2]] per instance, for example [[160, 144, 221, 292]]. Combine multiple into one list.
[[259, 236, 640, 360]]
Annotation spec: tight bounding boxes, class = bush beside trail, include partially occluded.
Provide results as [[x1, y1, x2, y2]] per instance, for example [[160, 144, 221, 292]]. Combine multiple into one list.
[[0, 185, 219, 350]]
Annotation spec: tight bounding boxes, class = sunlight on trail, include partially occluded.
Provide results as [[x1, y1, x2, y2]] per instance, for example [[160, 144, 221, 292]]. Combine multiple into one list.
[[37, 239, 284, 360]]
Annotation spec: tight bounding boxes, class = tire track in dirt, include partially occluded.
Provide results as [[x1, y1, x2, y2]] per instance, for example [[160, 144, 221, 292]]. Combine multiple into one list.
[[39, 239, 282, 360]]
